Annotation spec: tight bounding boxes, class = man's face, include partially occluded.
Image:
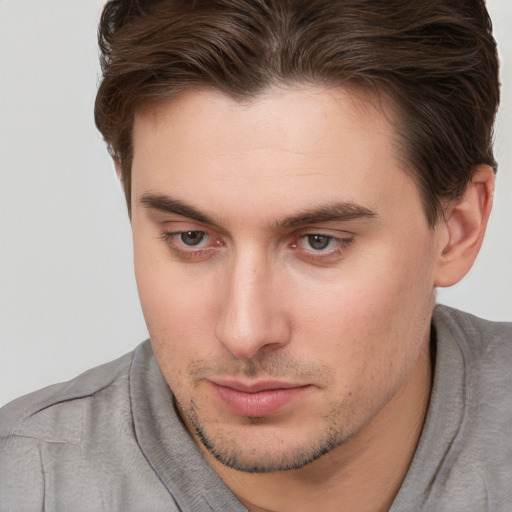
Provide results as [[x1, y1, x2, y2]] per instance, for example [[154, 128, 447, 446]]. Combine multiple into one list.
[[131, 86, 443, 472]]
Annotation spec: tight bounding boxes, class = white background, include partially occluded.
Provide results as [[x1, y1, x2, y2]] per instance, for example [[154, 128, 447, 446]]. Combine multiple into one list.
[[1, 0, 511, 406]]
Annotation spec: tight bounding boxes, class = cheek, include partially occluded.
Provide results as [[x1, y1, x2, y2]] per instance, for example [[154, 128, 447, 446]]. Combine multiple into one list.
[[291, 239, 436, 379], [134, 246, 222, 363], [135, 264, 222, 403]]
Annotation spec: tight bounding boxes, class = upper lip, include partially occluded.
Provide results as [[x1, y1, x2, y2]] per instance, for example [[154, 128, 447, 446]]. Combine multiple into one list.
[[210, 379, 309, 393]]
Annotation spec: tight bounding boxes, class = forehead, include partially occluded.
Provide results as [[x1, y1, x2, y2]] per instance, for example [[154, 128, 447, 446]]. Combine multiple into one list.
[[133, 85, 393, 162], [130, 86, 422, 226]]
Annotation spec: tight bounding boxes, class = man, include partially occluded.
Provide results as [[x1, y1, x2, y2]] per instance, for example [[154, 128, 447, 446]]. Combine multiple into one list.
[[1, 0, 510, 510]]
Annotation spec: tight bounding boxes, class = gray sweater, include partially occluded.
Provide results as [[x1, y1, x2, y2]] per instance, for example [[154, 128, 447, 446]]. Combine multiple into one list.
[[1, 306, 511, 511]]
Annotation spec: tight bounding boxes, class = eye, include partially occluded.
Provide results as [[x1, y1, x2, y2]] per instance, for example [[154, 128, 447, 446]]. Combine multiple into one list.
[[300, 234, 336, 251], [291, 232, 354, 263], [179, 231, 208, 247], [160, 228, 223, 261]]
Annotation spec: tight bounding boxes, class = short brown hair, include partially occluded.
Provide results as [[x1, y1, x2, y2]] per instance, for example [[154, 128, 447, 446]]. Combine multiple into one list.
[[94, 0, 500, 225]]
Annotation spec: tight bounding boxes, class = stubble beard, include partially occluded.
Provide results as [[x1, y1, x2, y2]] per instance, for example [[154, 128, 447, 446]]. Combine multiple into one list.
[[176, 396, 351, 473], [171, 353, 363, 473]]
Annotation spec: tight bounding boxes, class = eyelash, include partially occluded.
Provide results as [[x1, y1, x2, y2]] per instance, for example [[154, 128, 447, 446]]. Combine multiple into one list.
[[160, 230, 354, 263]]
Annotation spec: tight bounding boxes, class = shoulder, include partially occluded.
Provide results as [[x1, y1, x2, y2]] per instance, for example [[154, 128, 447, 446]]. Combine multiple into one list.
[[432, 306, 512, 509], [1, 347, 136, 442], [433, 304, 512, 365], [0, 341, 187, 510], [0, 347, 138, 511], [433, 305, 512, 419]]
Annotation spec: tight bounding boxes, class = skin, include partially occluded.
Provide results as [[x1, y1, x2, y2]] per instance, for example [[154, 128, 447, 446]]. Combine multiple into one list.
[[129, 86, 493, 511]]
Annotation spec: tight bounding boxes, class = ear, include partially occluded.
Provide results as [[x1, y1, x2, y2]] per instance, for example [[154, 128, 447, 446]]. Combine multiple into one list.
[[434, 165, 495, 287]]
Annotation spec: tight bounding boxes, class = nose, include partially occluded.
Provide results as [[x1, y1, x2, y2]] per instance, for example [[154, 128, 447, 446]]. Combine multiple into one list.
[[214, 250, 291, 360]]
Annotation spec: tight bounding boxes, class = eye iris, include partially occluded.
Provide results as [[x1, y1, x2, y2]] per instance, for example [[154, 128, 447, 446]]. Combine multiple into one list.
[[308, 234, 331, 250], [180, 231, 205, 246]]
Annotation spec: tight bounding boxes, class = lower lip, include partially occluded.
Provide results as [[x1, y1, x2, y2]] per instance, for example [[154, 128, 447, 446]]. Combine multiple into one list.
[[211, 383, 310, 417]]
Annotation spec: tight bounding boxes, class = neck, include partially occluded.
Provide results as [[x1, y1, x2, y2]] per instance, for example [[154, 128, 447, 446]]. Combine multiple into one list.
[[203, 340, 432, 512]]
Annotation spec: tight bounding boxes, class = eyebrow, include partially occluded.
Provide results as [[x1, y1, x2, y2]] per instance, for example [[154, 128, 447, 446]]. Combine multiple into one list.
[[275, 202, 378, 229], [140, 192, 378, 229], [140, 193, 216, 225]]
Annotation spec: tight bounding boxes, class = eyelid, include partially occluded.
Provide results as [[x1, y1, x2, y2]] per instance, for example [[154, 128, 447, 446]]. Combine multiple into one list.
[[295, 225, 356, 236]]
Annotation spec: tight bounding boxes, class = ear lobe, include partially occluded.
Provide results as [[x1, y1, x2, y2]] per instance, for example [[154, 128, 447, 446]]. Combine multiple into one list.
[[434, 165, 495, 287]]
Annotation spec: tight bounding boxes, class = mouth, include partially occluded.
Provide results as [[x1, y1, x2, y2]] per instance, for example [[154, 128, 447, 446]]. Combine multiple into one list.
[[208, 379, 312, 417]]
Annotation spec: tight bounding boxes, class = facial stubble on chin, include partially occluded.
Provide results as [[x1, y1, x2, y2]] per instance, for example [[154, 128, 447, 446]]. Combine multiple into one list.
[[173, 354, 352, 474]]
